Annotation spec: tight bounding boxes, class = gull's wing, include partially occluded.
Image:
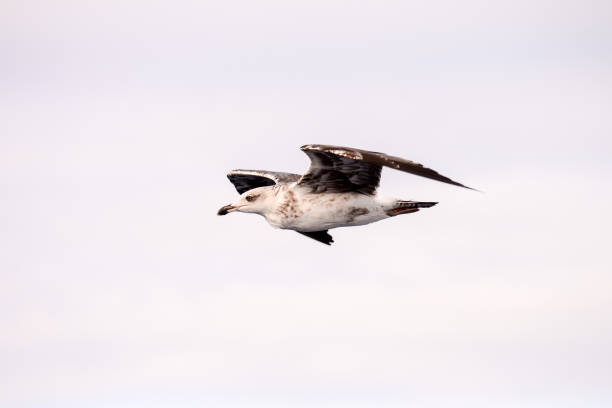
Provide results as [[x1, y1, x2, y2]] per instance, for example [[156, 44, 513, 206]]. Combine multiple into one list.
[[227, 169, 301, 194], [297, 144, 474, 195]]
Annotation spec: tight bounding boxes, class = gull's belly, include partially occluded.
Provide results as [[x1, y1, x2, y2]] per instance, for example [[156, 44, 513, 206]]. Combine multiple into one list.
[[267, 192, 387, 232]]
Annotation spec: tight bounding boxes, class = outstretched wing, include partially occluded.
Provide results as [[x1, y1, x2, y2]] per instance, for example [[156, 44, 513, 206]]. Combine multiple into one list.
[[297, 144, 474, 195], [227, 169, 301, 194]]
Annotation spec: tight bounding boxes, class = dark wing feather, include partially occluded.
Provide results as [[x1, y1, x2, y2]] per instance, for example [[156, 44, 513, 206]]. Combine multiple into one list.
[[227, 170, 301, 194], [298, 148, 382, 195], [298, 144, 474, 194], [297, 230, 334, 245]]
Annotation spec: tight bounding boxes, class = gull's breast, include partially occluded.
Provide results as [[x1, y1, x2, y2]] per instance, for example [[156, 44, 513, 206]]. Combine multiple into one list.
[[267, 189, 386, 232]]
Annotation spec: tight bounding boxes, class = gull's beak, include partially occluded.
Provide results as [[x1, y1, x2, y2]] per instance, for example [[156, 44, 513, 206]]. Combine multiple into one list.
[[217, 204, 235, 216]]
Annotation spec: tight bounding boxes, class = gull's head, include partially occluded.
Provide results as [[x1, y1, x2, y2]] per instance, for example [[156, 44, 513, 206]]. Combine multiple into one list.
[[217, 186, 275, 216]]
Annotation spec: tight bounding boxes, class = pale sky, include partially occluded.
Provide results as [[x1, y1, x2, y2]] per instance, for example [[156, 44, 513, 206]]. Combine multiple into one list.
[[1, 1, 612, 407]]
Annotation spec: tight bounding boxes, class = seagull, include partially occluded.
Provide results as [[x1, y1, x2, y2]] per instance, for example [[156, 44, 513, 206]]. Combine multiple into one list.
[[217, 144, 474, 245]]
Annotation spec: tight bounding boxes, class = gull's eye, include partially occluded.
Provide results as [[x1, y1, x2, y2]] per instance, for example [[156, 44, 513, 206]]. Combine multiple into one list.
[[245, 194, 257, 202]]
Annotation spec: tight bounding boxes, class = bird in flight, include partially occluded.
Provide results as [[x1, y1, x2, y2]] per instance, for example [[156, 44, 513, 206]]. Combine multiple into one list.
[[218, 144, 474, 245]]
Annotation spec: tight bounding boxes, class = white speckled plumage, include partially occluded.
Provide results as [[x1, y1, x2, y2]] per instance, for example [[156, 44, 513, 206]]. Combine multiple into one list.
[[263, 183, 392, 232]]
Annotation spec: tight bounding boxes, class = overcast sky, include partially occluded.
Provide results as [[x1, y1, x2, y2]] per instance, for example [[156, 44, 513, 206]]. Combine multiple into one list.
[[2, 1, 612, 407]]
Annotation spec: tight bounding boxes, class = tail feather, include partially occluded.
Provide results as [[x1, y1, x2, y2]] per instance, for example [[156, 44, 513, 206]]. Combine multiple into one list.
[[397, 200, 438, 208], [386, 200, 438, 216]]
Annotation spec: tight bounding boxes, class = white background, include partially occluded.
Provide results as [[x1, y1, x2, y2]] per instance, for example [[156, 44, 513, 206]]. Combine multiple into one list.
[[2, 1, 611, 407]]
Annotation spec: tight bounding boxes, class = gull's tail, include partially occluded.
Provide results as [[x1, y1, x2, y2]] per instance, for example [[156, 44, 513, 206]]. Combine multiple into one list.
[[386, 200, 438, 217]]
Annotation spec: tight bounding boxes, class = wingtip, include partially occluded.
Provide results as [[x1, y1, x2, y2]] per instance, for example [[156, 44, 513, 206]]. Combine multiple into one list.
[[462, 184, 483, 193], [451, 180, 481, 192]]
